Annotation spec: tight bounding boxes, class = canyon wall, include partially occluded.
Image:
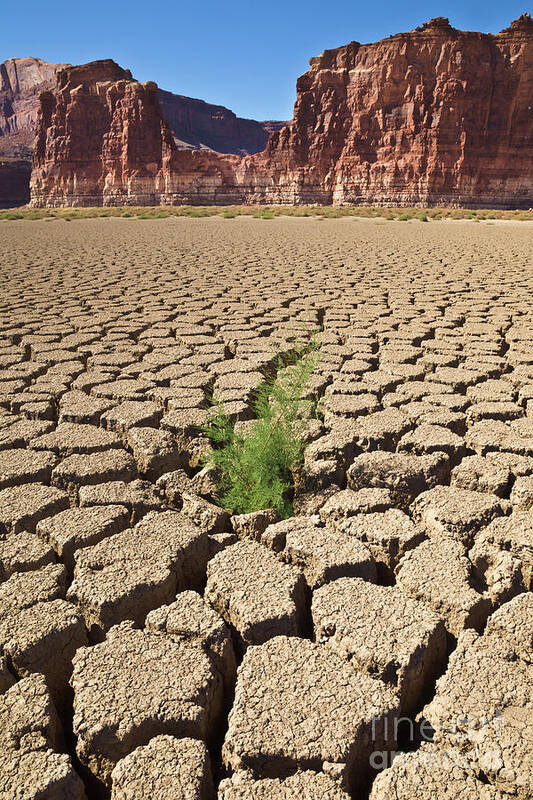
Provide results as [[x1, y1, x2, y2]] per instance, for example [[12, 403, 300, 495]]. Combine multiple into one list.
[[236, 14, 533, 207], [0, 159, 31, 206], [1, 57, 277, 207], [31, 61, 170, 206], [31, 16, 533, 208], [29, 60, 241, 206], [0, 57, 70, 151], [0, 57, 69, 206], [157, 90, 278, 154]]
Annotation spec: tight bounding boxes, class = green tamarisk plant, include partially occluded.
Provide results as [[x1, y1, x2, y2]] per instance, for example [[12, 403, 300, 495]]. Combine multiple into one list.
[[202, 338, 319, 518]]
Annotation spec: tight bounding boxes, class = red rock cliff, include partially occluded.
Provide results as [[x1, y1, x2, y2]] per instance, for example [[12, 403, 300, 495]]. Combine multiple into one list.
[[0, 57, 70, 207], [157, 89, 276, 155], [31, 17, 533, 208], [2, 55, 276, 206], [30, 60, 249, 206], [0, 57, 71, 155], [238, 14, 533, 207], [31, 60, 173, 205]]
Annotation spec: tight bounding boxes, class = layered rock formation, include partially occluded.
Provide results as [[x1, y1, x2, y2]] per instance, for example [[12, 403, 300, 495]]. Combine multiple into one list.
[[31, 61, 169, 206], [29, 60, 234, 206], [0, 57, 70, 152], [31, 16, 533, 208], [250, 13, 533, 207], [2, 57, 277, 206], [0, 58, 69, 206], [157, 90, 278, 155], [260, 120, 290, 135]]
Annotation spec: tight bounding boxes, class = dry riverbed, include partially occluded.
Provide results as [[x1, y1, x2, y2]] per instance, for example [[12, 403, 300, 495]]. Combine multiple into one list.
[[0, 216, 532, 799]]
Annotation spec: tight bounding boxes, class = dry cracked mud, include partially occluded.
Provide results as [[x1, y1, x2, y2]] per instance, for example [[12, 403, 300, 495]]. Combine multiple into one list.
[[0, 215, 532, 798]]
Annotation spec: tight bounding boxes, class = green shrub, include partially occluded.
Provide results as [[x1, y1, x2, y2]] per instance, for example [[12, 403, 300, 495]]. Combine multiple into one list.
[[203, 341, 319, 517], [417, 212, 428, 222], [7, 205, 533, 222]]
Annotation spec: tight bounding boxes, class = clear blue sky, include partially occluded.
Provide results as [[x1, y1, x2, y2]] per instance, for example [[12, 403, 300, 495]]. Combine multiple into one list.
[[1, 1, 529, 120]]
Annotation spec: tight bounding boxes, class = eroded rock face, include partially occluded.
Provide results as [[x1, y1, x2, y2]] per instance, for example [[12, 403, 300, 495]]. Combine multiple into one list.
[[1, 56, 277, 207], [31, 60, 170, 207], [0, 58, 70, 145], [246, 14, 533, 208], [158, 89, 276, 155], [31, 16, 533, 208], [0, 58, 70, 208], [0, 159, 31, 206], [29, 61, 275, 207]]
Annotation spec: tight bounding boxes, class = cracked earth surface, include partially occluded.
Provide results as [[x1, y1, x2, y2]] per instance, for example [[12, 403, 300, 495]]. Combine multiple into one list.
[[0, 216, 532, 799]]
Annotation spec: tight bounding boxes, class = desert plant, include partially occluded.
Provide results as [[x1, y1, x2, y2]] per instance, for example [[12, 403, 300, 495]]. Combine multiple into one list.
[[3, 205, 533, 222], [203, 339, 319, 517]]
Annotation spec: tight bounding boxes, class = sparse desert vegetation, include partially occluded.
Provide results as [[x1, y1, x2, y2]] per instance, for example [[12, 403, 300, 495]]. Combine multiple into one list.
[[203, 339, 319, 517], [1, 204, 532, 222]]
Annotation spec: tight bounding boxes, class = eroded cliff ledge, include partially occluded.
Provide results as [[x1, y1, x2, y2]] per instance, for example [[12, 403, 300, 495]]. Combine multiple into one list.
[[0, 57, 70, 206], [31, 16, 533, 208]]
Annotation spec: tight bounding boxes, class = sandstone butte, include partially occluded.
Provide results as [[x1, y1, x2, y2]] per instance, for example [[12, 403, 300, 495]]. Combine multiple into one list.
[[30, 15, 533, 209], [0, 57, 281, 207]]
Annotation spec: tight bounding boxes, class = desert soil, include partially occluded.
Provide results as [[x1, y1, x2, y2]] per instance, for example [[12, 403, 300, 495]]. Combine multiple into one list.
[[0, 215, 532, 799]]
